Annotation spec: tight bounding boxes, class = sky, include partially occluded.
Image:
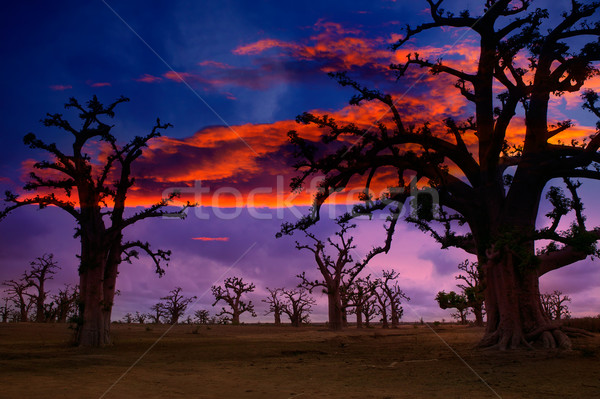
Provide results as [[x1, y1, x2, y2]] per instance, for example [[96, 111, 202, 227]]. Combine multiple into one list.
[[1, 0, 599, 323]]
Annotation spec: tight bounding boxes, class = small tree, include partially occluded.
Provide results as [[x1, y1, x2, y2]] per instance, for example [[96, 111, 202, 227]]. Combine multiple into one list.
[[281, 288, 316, 327], [262, 287, 285, 325], [2, 278, 33, 322], [149, 303, 167, 324], [455, 260, 485, 327], [212, 277, 256, 324], [160, 287, 196, 324], [436, 291, 470, 324], [194, 309, 210, 324], [345, 276, 375, 328], [0, 297, 12, 323], [53, 284, 79, 323], [122, 313, 133, 324], [540, 291, 571, 320], [133, 311, 147, 324], [23, 253, 60, 322], [379, 270, 409, 327]]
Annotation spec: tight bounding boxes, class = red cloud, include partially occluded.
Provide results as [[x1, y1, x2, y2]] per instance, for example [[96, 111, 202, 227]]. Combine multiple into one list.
[[49, 84, 72, 91], [192, 237, 229, 241], [135, 74, 163, 83], [89, 82, 111, 87]]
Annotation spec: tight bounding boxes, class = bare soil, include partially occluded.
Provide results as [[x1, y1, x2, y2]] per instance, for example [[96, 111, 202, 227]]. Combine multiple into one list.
[[0, 323, 599, 398]]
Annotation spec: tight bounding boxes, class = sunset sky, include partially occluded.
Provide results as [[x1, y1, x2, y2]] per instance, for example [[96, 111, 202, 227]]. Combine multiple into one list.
[[1, 0, 599, 323]]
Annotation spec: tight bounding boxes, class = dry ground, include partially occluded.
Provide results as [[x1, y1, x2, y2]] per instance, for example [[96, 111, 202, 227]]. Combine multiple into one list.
[[0, 323, 599, 399]]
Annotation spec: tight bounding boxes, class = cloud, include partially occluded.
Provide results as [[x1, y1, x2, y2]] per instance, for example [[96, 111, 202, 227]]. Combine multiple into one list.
[[192, 236, 230, 241], [135, 74, 163, 83], [49, 84, 72, 91], [88, 81, 111, 87]]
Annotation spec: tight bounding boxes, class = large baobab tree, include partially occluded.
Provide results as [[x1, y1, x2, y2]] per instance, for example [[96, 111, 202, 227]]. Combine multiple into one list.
[[0, 96, 192, 346], [290, 221, 395, 330], [211, 276, 257, 324], [159, 287, 196, 324], [24, 253, 60, 322], [284, 1, 600, 349]]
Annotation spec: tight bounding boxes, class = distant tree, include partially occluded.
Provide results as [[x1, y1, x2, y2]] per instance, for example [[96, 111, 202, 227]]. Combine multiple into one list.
[[262, 287, 285, 325], [282, 1, 600, 349], [0, 297, 12, 323], [212, 277, 256, 324], [122, 313, 133, 324], [160, 287, 196, 324], [540, 290, 571, 321], [436, 291, 470, 324], [194, 309, 210, 324], [291, 221, 393, 331], [149, 303, 167, 324], [2, 278, 33, 322], [281, 288, 316, 327], [133, 311, 147, 324], [379, 270, 410, 328], [0, 96, 192, 346], [455, 260, 485, 326], [53, 284, 79, 323], [23, 253, 60, 322]]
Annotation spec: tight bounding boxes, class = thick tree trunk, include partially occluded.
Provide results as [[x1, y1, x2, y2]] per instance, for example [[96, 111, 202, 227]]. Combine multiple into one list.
[[327, 290, 343, 331], [232, 312, 240, 325], [479, 250, 570, 350], [472, 304, 484, 327], [274, 312, 281, 325]]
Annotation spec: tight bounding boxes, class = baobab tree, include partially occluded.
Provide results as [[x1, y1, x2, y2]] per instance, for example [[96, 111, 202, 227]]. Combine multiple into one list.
[[284, 1, 600, 349], [52, 284, 79, 323], [345, 275, 375, 328], [0, 96, 192, 346], [24, 253, 60, 322], [194, 309, 210, 324], [211, 277, 257, 324], [291, 221, 395, 331], [148, 303, 166, 324], [262, 287, 285, 325], [540, 290, 571, 320], [455, 260, 485, 326], [160, 287, 197, 324], [379, 270, 410, 328], [2, 278, 32, 322], [281, 288, 316, 327]]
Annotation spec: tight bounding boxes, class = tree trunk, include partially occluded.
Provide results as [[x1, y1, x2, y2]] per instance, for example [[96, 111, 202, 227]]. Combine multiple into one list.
[[472, 304, 484, 327], [479, 250, 570, 350], [274, 311, 281, 325], [356, 304, 363, 328], [232, 312, 240, 325], [327, 290, 343, 331]]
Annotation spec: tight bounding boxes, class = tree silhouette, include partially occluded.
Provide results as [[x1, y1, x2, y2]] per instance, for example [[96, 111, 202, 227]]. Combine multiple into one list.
[[149, 303, 166, 324], [24, 253, 60, 322], [283, 1, 600, 349], [281, 288, 315, 327], [211, 277, 256, 324], [436, 290, 470, 324], [0, 96, 192, 346], [540, 290, 571, 320], [2, 278, 32, 322], [194, 309, 210, 324], [52, 284, 79, 323], [160, 287, 197, 324], [1, 297, 13, 323], [455, 260, 485, 326], [293, 221, 393, 330], [262, 287, 285, 325]]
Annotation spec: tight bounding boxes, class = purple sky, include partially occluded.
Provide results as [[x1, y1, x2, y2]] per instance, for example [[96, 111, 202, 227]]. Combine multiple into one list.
[[1, 0, 599, 322]]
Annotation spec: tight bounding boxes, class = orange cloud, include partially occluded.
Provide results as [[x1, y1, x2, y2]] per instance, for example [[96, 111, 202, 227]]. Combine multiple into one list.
[[192, 237, 229, 241], [89, 82, 111, 87]]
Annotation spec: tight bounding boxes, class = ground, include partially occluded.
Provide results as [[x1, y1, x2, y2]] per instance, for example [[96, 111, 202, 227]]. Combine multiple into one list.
[[0, 323, 599, 398]]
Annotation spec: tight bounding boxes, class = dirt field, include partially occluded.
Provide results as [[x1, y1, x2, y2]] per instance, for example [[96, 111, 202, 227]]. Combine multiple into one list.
[[0, 323, 599, 399]]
